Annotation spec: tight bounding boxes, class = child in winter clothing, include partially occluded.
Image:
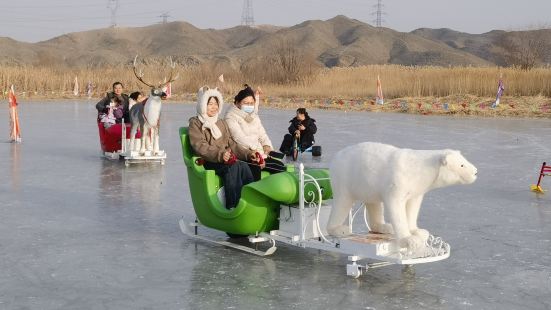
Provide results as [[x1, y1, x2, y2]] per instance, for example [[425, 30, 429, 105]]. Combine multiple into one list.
[[279, 108, 317, 155], [96, 82, 129, 127]]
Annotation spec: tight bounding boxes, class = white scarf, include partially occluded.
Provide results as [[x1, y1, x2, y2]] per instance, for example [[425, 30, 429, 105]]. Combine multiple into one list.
[[197, 113, 222, 139], [196, 87, 224, 139]]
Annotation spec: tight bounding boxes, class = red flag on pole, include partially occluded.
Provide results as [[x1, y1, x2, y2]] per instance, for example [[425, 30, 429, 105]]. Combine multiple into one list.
[[8, 84, 21, 142], [376, 75, 384, 105]]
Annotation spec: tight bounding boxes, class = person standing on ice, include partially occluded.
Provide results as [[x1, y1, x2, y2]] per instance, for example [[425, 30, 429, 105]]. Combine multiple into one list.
[[188, 86, 260, 210], [225, 84, 285, 181]]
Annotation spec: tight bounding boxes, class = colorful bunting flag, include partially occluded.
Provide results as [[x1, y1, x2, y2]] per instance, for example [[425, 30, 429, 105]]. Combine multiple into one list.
[[491, 78, 505, 108]]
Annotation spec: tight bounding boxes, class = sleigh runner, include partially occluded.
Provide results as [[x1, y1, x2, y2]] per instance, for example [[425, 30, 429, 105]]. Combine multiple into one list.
[[178, 127, 450, 278]]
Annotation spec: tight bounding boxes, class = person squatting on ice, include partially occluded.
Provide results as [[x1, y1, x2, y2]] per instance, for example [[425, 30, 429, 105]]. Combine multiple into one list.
[[279, 108, 317, 155], [96, 82, 130, 128], [188, 86, 260, 210], [225, 84, 286, 181]]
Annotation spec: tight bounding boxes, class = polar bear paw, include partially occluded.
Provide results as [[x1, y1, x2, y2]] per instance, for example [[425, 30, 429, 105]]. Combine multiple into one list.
[[370, 223, 394, 235], [399, 234, 425, 253], [411, 228, 430, 243], [327, 225, 351, 237]]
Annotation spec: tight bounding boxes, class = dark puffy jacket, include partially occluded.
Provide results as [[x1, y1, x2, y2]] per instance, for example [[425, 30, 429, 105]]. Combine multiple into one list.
[[288, 116, 317, 150], [96, 92, 130, 122]]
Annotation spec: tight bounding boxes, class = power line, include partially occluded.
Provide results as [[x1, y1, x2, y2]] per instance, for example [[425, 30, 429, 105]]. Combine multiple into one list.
[[372, 0, 386, 28], [159, 12, 170, 24], [107, 0, 120, 28], [241, 0, 255, 27]]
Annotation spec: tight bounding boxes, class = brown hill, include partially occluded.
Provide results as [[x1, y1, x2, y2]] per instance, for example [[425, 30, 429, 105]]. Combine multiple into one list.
[[412, 27, 551, 65], [0, 15, 549, 68]]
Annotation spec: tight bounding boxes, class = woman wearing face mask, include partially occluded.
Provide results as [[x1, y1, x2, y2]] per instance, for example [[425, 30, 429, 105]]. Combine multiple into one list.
[[225, 84, 285, 181]]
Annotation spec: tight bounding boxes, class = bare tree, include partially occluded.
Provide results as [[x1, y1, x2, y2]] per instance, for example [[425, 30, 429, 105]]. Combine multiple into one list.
[[274, 39, 303, 82], [270, 38, 319, 84], [499, 30, 548, 70], [240, 39, 319, 85]]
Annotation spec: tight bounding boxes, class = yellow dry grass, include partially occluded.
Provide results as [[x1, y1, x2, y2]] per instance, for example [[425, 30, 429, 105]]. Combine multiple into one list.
[[1, 64, 550, 117]]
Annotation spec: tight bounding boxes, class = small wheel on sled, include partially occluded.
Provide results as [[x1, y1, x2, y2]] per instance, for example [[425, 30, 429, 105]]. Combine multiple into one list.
[[290, 135, 299, 161], [346, 263, 363, 278], [311, 145, 322, 157]]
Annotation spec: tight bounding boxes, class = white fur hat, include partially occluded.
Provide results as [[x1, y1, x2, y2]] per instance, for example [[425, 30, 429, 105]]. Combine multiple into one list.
[[197, 86, 224, 116]]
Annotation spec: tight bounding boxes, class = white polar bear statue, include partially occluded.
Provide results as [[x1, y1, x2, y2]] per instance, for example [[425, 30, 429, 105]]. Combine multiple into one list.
[[327, 142, 477, 252]]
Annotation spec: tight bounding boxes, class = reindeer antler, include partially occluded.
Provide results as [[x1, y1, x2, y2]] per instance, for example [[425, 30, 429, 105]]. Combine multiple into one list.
[[132, 55, 156, 88], [160, 57, 179, 88]]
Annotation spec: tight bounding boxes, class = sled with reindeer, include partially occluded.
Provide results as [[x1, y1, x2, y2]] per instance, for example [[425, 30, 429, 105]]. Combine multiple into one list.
[[98, 56, 177, 166], [98, 119, 166, 166], [178, 127, 450, 278]]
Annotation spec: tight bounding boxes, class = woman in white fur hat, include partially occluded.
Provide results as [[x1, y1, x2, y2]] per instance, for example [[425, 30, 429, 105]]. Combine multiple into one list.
[[188, 86, 261, 210]]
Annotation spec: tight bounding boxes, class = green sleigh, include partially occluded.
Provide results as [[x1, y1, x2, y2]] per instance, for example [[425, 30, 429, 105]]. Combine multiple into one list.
[[179, 127, 452, 278], [179, 127, 332, 236]]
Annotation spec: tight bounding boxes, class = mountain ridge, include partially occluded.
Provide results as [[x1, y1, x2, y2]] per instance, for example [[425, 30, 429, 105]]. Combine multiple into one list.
[[1, 15, 549, 68]]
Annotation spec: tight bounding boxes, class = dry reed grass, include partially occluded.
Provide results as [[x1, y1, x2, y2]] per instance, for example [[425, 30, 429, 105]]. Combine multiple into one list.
[[1, 64, 550, 117]]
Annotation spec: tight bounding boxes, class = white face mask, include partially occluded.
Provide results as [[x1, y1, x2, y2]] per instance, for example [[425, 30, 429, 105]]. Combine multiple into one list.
[[241, 105, 254, 114]]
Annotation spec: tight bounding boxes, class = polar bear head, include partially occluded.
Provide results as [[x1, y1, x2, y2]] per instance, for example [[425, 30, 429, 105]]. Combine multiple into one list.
[[438, 150, 477, 186]]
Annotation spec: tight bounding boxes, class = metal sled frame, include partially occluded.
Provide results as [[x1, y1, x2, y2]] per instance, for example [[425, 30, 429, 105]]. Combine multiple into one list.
[[180, 164, 450, 278], [290, 135, 321, 161], [103, 119, 166, 166]]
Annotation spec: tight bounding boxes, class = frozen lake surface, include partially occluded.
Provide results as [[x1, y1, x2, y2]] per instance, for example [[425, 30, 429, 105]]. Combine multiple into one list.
[[1, 101, 550, 310]]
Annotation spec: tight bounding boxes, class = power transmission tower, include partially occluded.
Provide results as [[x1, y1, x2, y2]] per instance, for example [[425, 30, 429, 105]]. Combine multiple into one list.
[[159, 12, 170, 24], [107, 0, 119, 28], [372, 0, 385, 28], [241, 0, 255, 27]]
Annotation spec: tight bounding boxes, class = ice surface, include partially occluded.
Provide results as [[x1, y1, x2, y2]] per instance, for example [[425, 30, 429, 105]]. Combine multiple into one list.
[[0, 101, 550, 309]]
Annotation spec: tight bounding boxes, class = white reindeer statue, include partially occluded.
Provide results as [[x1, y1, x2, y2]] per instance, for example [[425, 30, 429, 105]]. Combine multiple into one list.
[[129, 56, 178, 156]]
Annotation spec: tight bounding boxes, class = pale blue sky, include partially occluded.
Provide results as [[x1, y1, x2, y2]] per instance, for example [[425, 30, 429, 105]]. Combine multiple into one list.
[[0, 0, 549, 42]]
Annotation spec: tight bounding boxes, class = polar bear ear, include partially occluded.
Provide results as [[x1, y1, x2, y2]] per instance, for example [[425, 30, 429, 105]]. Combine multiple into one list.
[[440, 154, 449, 166]]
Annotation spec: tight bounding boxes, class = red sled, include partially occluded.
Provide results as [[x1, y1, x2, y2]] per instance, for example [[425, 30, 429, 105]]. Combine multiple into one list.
[[97, 120, 166, 166], [97, 121, 141, 153]]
